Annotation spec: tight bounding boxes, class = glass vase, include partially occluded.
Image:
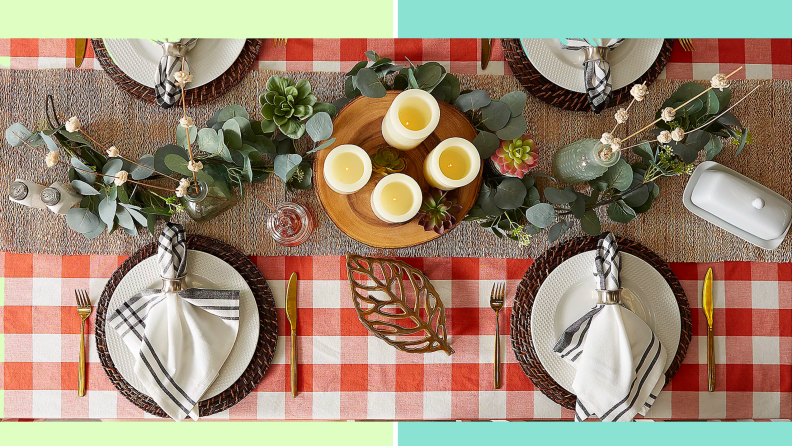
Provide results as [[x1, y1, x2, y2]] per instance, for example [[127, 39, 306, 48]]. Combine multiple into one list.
[[180, 181, 239, 223], [551, 138, 621, 184], [266, 202, 314, 247]]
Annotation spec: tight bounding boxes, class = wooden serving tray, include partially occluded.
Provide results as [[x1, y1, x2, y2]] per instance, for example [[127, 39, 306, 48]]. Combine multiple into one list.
[[314, 91, 482, 248]]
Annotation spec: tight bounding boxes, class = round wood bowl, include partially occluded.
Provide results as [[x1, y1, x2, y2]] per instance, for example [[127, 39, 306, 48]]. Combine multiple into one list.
[[313, 91, 482, 249]]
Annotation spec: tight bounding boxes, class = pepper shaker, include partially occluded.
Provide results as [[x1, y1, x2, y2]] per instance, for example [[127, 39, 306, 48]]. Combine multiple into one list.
[[41, 182, 82, 215]]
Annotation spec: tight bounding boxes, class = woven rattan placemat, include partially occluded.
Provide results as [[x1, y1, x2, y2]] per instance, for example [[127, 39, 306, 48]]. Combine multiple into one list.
[[0, 69, 789, 262]]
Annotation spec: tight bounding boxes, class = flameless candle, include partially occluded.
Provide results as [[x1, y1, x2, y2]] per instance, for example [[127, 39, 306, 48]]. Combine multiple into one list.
[[323, 144, 372, 195], [370, 173, 422, 223], [423, 137, 481, 191], [381, 90, 441, 150]]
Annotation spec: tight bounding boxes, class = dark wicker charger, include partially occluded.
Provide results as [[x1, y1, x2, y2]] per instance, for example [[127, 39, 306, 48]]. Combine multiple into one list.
[[501, 39, 674, 112], [510, 236, 692, 410], [95, 235, 278, 418], [92, 39, 262, 107]]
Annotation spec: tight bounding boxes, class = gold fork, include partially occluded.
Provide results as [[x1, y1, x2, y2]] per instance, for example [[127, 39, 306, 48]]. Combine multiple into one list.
[[274, 39, 288, 49], [679, 39, 695, 51], [489, 281, 506, 389], [75, 289, 92, 397]]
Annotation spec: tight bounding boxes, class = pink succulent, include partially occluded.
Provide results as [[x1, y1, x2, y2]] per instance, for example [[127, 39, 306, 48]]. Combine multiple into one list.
[[490, 135, 539, 179]]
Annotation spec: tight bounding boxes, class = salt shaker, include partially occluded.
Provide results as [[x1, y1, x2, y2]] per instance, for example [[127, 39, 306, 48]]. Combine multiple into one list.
[[41, 182, 82, 215], [9, 179, 47, 209]]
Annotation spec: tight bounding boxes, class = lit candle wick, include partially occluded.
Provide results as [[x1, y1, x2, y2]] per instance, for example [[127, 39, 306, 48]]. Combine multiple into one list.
[[345, 167, 349, 172]]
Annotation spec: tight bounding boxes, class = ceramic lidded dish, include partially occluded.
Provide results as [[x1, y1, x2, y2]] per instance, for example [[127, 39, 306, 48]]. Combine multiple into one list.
[[683, 161, 792, 250]]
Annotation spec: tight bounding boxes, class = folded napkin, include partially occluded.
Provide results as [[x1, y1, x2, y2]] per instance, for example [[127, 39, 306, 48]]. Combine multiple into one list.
[[554, 233, 667, 422], [153, 39, 197, 109], [110, 223, 239, 421], [560, 38, 624, 113]]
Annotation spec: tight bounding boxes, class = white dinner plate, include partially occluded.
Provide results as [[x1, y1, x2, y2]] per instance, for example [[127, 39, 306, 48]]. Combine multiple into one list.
[[105, 250, 260, 400], [102, 39, 246, 89], [530, 251, 681, 394], [520, 39, 664, 93]]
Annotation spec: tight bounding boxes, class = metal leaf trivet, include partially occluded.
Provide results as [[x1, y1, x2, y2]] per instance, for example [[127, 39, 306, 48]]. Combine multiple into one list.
[[346, 254, 454, 355]]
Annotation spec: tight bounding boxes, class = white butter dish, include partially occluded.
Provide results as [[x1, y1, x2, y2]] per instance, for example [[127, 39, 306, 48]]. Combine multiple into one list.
[[683, 161, 792, 250]]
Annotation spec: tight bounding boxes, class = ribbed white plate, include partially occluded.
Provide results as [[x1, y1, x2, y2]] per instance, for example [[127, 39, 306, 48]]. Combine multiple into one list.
[[520, 39, 664, 93], [102, 39, 245, 89], [530, 251, 681, 393], [106, 250, 259, 400]]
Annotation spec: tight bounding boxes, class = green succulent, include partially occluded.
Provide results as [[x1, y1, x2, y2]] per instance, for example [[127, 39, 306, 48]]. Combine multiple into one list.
[[260, 75, 333, 140], [417, 189, 462, 235], [371, 147, 406, 175]]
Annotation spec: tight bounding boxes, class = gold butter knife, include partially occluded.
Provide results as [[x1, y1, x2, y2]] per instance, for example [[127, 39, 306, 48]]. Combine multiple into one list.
[[286, 272, 298, 397], [481, 38, 492, 70], [74, 39, 87, 68], [703, 268, 715, 392]]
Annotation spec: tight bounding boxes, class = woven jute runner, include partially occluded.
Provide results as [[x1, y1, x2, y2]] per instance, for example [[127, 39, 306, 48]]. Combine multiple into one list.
[[0, 70, 789, 262]]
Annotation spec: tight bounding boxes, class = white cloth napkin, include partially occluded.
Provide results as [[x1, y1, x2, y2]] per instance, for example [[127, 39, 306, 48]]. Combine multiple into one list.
[[560, 38, 624, 113], [109, 223, 240, 421], [554, 233, 667, 421]]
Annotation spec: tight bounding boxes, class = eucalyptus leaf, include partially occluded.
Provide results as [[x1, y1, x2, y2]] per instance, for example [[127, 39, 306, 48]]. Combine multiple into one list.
[[716, 112, 740, 127], [705, 134, 723, 160], [525, 186, 541, 207], [633, 141, 654, 161], [305, 112, 333, 142], [216, 104, 249, 121], [115, 207, 135, 230], [623, 183, 650, 208], [153, 145, 188, 175], [580, 210, 601, 236], [175, 124, 197, 149], [525, 203, 556, 228], [571, 193, 587, 219], [131, 154, 155, 180], [499, 91, 528, 117], [607, 200, 637, 223], [83, 221, 107, 239], [736, 128, 749, 155], [603, 159, 632, 192], [492, 177, 527, 210], [290, 162, 313, 190], [70, 179, 99, 196], [274, 153, 303, 182], [705, 90, 720, 115], [71, 157, 96, 184], [495, 116, 527, 140], [414, 64, 444, 91], [222, 119, 243, 149], [66, 207, 101, 234], [548, 220, 572, 243], [40, 132, 59, 151], [543, 186, 577, 204], [480, 101, 511, 132], [455, 90, 491, 112], [5, 123, 33, 147], [307, 137, 336, 154], [345, 60, 368, 76], [98, 196, 117, 226], [355, 68, 387, 98], [312, 102, 337, 118], [196, 128, 221, 155], [471, 131, 500, 158], [102, 158, 124, 185]]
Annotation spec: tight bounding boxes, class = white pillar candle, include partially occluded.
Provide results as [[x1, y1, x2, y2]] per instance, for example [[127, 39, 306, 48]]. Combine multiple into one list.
[[423, 137, 481, 191], [323, 144, 372, 195], [370, 173, 422, 223], [381, 89, 441, 150], [9, 179, 47, 209]]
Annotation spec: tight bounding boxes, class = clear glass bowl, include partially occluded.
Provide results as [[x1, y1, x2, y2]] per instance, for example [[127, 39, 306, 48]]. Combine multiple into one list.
[[266, 202, 314, 247]]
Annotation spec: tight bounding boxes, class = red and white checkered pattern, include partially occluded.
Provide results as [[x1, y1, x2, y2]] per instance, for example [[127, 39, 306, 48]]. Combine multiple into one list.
[[2, 39, 792, 79], [1, 253, 789, 420]]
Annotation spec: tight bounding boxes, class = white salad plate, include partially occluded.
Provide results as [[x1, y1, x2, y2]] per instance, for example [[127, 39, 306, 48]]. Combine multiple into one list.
[[102, 39, 246, 89], [530, 250, 681, 393], [520, 39, 664, 93], [105, 250, 259, 400]]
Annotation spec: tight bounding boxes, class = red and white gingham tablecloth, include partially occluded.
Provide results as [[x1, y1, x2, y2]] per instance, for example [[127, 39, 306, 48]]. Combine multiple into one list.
[[2, 39, 792, 80], [1, 253, 789, 420]]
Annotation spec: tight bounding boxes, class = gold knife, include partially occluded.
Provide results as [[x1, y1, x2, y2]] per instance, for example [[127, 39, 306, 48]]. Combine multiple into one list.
[[481, 38, 492, 70], [74, 39, 87, 68], [703, 268, 715, 392], [286, 272, 298, 397]]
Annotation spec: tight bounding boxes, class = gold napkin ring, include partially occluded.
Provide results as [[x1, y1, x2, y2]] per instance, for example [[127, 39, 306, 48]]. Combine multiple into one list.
[[596, 289, 622, 305]]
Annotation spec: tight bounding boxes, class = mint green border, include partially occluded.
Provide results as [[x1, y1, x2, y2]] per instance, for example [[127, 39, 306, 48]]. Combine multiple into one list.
[[398, 0, 792, 37], [399, 422, 792, 446]]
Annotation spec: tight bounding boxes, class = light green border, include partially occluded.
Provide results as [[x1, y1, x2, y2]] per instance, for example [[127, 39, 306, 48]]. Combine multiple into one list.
[[0, 0, 393, 38], [0, 422, 393, 445]]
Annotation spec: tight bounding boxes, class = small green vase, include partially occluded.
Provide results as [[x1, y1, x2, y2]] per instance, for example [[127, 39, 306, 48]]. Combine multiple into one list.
[[180, 181, 238, 223], [552, 138, 620, 184]]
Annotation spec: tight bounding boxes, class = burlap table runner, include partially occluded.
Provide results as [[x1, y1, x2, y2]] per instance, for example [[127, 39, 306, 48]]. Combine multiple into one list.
[[0, 69, 789, 262]]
